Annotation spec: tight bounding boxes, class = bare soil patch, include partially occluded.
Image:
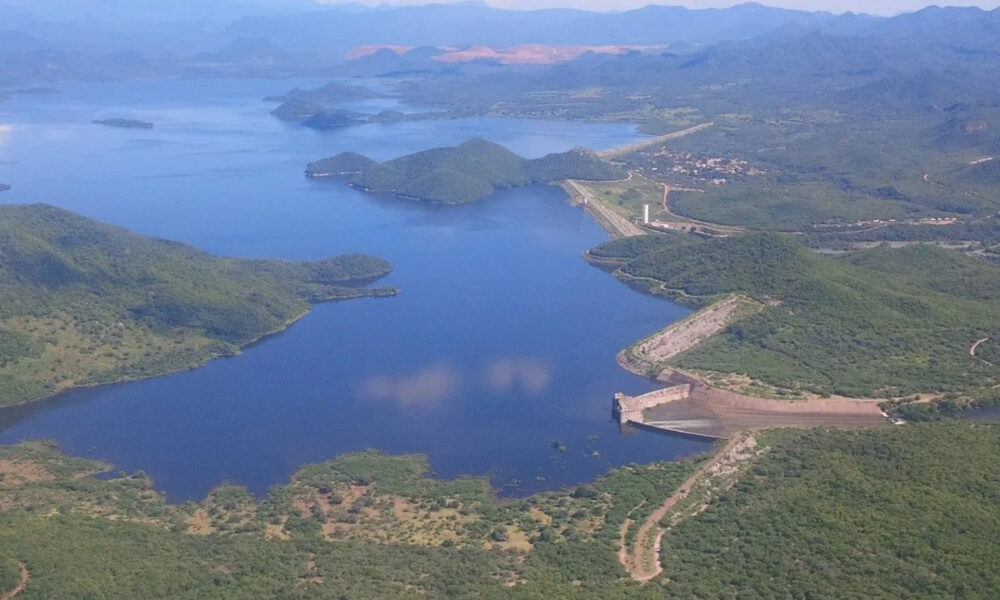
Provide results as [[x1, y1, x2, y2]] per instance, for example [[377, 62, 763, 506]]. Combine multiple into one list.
[[0, 461, 54, 487], [642, 372, 889, 438]]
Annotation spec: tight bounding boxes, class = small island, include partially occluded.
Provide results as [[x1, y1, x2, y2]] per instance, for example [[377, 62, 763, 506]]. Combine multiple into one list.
[[93, 118, 154, 129], [306, 138, 625, 204], [266, 81, 384, 125], [0, 184, 9, 192], [0, 203, 396, 406]]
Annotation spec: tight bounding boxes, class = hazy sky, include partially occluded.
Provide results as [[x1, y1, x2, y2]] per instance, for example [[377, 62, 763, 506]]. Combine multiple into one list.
[[332, 1, 1000, 15]]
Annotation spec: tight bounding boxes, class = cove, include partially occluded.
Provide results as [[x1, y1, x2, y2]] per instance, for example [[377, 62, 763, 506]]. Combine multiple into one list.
[[0, 78, 709, 501]]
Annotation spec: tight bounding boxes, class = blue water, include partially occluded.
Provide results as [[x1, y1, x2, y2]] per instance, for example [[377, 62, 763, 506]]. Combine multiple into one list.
[[0, 78, 705, 501]]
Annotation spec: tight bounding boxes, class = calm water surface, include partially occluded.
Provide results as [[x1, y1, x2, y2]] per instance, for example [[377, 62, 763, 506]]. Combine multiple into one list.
[[0, 78, 706, 501]]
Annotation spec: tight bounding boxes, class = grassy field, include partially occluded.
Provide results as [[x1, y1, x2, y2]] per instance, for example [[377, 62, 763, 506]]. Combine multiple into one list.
[[568, 174, 659, 222]]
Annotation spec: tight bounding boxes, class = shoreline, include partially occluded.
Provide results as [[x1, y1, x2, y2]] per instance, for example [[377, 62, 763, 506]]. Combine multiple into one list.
[[566, 179, 894, 436], [0, 286, 398, 410]]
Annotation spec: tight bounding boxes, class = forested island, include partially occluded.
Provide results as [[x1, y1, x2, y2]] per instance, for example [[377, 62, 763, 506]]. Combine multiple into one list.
[[0, 184, 9, 192], [0, 422, 996, 598], [306, 138, 624, 204], [93, 118, 154, 129], [0, 204, 395, 406]]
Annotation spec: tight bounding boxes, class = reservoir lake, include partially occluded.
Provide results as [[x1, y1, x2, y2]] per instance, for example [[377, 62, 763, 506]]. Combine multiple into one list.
[[0, 78, 707, 501]]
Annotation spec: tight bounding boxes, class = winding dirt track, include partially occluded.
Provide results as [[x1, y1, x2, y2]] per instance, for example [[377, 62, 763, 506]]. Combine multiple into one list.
[[1, 563, 28, 600], [970, 338, 989, 357], [656, 181, 745, 235], [625, 433, 756, 581]]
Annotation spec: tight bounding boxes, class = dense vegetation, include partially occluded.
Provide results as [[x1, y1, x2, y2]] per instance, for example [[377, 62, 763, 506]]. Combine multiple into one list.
[[524, 148, 624, 184], [0, 204, 395, 405], [306, 139, 624, 204], [1, 423, 997, 598], [0, 439, 701, 600], [593, 233, 999, 398], [659, 424, 1000, 599]]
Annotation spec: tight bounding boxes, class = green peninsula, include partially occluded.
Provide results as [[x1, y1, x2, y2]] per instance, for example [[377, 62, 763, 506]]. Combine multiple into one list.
[[306, 138, 625, 204], [594, 232, 1000, 399], [0, 204, 395, 405]]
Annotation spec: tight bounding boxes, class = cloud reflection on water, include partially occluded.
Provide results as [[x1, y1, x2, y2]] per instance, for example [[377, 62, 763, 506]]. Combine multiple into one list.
[[358, 364, 462, 407], [487, 357, 552, 395], [358, 357, 553, 409]]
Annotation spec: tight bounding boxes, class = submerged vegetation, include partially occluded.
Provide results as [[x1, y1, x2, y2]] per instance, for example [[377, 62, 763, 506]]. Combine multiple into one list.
[[92, 118, 153, 129], [0, 204, 395, 405], [0, 423, 997, 598], [306, 138, 624, 205]]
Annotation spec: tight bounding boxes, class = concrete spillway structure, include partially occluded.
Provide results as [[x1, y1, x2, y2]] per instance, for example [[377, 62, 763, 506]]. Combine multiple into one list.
[[613, 384, 692, 424]]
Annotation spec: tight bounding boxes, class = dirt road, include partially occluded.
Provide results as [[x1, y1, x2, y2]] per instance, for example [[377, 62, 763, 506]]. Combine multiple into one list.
[[563, 179, 646, 238], [1, 563, 28, 600], [598, 122, 715, 159], [656, 181, 745, 235], [970, 338, 989, 357], [624, 433, 757, 581]]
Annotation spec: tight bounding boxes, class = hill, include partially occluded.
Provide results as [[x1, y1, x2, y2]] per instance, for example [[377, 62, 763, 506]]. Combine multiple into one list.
[[960, 157, 1000, 185], [305, 152, 378, 178], [524, 147, 625, 183], [301, 109, 368, 130], [595, 233, 1000, 398], [0, 204, 395, 405], [266, 82, 385, 123], [264, 81, 382, 105], [307, 139, 625, 204], [269, 98, 325, 121]]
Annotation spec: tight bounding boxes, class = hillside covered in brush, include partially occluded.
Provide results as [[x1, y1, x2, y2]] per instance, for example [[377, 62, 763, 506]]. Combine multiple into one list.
[[306, 138, 625, 204], [0, 422, 997, 599], [0, 204, 395, 405], [594, 232, 1000, 398]]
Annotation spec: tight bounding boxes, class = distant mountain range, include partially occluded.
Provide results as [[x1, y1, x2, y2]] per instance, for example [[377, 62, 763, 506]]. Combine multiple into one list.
[[228, 3, 842, 54], [1, 3, 999, 85]]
